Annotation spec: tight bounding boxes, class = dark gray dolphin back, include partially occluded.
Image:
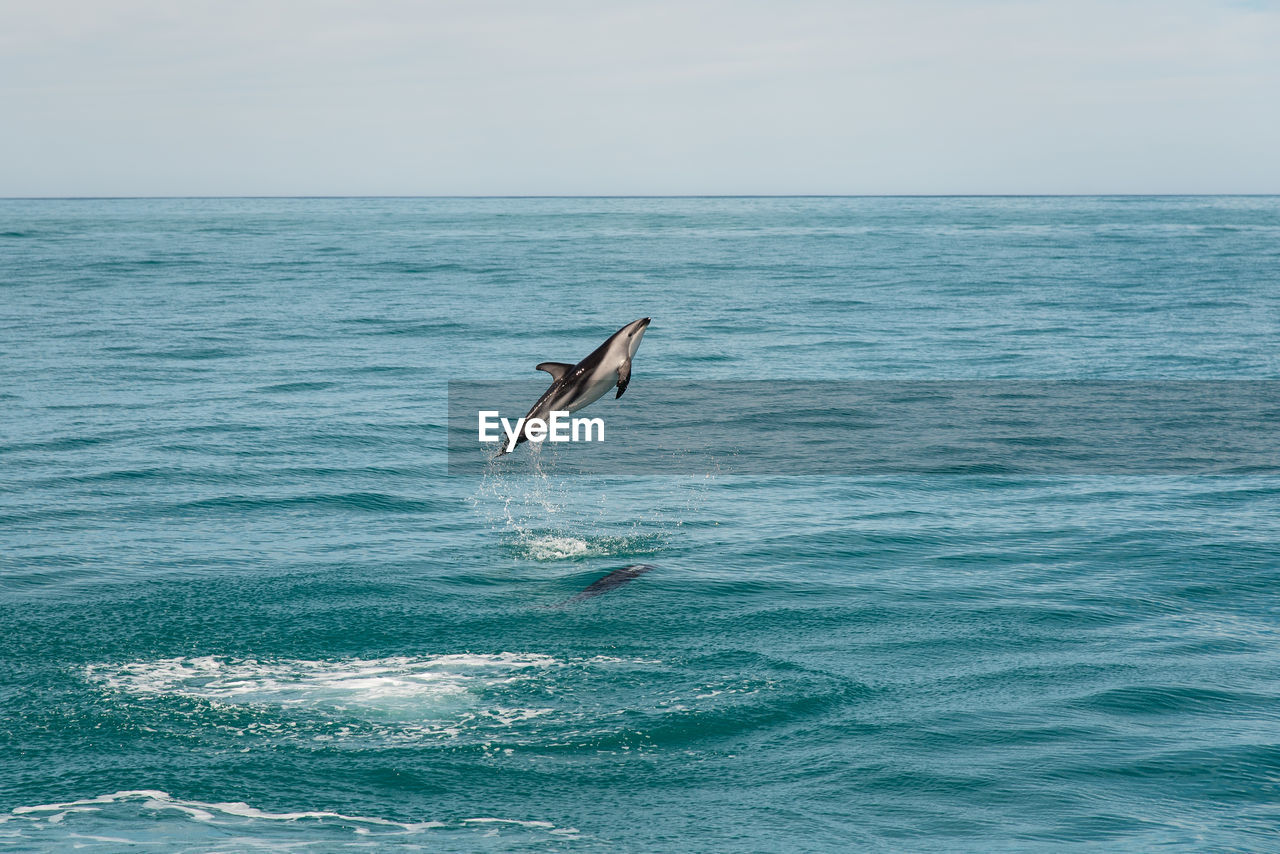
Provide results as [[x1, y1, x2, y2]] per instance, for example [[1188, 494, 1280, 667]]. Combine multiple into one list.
[[562, 564, 658, 604]]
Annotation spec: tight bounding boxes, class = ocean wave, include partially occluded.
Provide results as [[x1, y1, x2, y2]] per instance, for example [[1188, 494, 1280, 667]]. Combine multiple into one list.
[[253, 380, 339, 394], [2, 790, 578, 850], [171, 491, 446, 515]]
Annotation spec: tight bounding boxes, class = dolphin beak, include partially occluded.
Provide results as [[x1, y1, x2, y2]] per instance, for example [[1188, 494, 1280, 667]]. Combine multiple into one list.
[[626, 317, 649, 357]]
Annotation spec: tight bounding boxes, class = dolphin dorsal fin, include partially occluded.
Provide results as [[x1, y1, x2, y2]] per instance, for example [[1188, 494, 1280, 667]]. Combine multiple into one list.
[[536, 362, 574, 381]]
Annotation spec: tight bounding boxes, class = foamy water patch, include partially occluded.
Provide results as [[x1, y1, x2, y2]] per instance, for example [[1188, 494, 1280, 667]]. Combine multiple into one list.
[[3, 790, 578, 849], [79, 651, 845, 755], [80, 654, 676, 745], [525, 534, 590, 560], [507, 530, 668, 561], [85, 654, 557, 725]]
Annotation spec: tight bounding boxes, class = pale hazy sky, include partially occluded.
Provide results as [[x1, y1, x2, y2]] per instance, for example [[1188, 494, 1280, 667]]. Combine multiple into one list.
[[2, 0, 1277, 196]]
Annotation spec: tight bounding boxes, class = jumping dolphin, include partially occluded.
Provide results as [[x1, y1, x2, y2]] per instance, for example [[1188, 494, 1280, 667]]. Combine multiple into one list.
[[497, 317, 650, 455], [561, 564, 658, 605]]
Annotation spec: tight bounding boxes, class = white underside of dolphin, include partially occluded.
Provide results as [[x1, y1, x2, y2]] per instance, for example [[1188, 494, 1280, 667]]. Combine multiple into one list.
[[497, 316, 650, 455]]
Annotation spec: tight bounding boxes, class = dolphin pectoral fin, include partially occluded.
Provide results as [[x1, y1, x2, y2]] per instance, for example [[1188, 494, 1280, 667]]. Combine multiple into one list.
[[615, 360, 631, 399], [536, 362, 574, 381]]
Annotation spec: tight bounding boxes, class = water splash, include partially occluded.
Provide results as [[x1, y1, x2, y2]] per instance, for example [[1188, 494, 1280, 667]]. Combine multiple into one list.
[[468, 450, 713, 562]]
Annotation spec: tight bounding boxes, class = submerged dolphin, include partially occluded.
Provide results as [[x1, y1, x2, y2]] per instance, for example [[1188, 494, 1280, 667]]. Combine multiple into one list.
[[497, 317, 650, 455], [561, 564, 658, 605]]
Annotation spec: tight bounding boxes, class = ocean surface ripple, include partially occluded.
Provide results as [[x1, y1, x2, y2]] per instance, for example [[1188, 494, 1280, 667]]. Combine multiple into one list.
[[2, 196, 1279, 852]]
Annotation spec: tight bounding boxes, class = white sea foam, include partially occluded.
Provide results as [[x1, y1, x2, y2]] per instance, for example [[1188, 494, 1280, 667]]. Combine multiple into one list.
[[510, 530, 668, 561], [6, 790, 578, 848], [525, 534, 590, 559], [84, 653, 668, 749], [15, 790, 438, 830], [85, 654, 558, 722]]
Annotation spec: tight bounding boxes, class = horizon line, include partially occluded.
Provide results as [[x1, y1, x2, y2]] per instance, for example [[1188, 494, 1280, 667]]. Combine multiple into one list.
[[2, 193, 1279, 201]]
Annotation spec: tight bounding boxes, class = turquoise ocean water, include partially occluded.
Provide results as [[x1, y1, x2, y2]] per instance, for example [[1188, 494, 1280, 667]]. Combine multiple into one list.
[[2, 196, 1279, 851]]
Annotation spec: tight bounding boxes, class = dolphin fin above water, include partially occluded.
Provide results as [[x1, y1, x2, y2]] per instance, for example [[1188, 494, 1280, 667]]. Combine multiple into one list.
[[535, 362, 574, 381]]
